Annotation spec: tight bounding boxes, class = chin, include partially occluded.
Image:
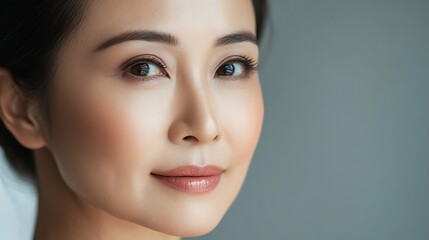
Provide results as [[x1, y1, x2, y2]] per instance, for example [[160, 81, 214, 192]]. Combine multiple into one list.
[[133, 197, 230, 238], [130, 213, 223, 238], [170, 222, 220, 238], [181, 208, 228, 237]]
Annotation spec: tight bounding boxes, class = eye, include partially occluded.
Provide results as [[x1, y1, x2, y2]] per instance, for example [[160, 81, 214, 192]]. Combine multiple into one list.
[[216, 62, 245, 77], [129, 62, 163, 77], [215, 56, 258, 80], [121, 56, 169, 80]]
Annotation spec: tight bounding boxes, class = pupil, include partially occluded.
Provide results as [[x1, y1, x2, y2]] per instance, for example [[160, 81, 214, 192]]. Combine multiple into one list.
[[223, 63, 235, 76], [131, 63, 150, 76], [138, 63, 150, 76]]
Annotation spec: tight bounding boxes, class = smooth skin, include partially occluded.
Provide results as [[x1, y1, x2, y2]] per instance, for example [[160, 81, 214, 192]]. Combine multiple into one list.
[[0, 0, 264, 239]]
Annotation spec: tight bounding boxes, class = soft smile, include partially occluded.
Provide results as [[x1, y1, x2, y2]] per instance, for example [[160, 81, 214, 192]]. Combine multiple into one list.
[[150, 165, 224, 193]]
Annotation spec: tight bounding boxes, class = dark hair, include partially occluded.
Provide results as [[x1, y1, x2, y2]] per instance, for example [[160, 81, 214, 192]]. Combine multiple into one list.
[[0, 0, 269, 182]]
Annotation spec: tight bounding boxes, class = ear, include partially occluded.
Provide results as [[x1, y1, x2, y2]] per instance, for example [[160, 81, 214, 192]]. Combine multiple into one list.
[[0, 68, 46, 149]]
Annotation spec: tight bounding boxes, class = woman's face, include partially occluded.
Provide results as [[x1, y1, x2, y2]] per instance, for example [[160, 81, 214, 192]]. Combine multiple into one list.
[[44, 0, 263, 237]]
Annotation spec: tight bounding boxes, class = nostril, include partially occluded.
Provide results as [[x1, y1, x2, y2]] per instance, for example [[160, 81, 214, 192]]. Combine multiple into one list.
[[183, 136, 198, 142], [182, 135, 220, 144]]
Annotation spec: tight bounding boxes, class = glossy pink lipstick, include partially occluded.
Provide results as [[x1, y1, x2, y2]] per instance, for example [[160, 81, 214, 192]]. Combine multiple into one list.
[[150, 165, 224, 193]]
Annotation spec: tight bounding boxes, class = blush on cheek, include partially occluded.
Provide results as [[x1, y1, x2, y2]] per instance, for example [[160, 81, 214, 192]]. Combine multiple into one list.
[[76, 103, 144, 164], [86, 111, 128, 159], [225, 95, 264, 160], [243, 111, 263, 155], [51, 98, 125, 169], [48, 96, 147, 205]]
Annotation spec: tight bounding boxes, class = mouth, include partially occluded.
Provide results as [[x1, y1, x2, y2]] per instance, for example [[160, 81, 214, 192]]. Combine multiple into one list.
[[150, 165, 224, 193]]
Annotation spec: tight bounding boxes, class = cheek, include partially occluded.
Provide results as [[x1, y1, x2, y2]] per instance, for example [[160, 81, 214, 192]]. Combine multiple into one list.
[[51, 87, 140, 162], [47, 78, 166, 211], [222, 82, 264, 166]]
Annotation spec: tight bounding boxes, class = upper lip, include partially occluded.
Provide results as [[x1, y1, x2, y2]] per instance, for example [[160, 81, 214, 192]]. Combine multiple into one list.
[[151, 165, 225, 177]]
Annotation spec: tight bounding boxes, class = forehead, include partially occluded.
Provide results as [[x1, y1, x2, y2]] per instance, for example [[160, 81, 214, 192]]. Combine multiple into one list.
[[74, 0, 256, 49]]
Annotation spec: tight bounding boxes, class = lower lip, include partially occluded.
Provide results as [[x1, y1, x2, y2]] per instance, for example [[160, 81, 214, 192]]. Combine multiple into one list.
[[151, 174, 222, 193]]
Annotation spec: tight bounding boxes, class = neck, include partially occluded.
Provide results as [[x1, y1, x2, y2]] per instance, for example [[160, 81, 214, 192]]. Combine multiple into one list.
[[32, 147, 180, 240]]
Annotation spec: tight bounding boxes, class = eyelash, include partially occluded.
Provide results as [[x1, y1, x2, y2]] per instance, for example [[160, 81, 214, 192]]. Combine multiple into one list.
[[215, 55, 259, 80], [120, 55, 258, 81]]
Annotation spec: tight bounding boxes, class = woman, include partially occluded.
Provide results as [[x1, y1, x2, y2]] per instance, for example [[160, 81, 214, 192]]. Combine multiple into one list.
[[0, 0, 268, 239]]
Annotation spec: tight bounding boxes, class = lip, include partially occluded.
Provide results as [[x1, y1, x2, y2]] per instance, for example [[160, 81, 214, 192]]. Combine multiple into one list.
[[151, 165, 224, 193]]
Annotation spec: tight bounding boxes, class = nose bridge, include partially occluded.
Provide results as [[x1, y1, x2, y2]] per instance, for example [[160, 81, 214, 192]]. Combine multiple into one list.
[[168, 68, 220, 145]]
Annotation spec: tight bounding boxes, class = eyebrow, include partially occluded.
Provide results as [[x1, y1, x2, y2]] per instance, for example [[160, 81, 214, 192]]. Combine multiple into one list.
[[93, 30, 257, 52], [215, 31, 258, 46], [94, 31, 178, 52]]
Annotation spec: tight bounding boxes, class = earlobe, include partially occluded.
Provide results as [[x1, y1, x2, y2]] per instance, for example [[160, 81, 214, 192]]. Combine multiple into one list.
[[0, 68, 46, 149]]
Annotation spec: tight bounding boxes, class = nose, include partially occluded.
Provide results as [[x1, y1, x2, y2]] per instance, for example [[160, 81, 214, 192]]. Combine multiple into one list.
[[168, 79, 220, 146]]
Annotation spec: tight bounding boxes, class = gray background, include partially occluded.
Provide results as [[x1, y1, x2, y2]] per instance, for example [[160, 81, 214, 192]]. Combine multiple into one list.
[[1, 0, 428, 239]]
